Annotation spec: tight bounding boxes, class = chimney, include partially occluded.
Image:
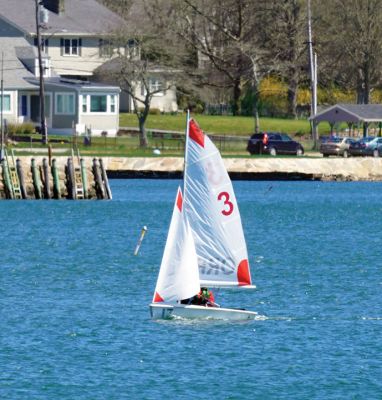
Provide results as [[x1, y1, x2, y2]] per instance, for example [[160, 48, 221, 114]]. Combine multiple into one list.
[[42, 0, 65, 14]]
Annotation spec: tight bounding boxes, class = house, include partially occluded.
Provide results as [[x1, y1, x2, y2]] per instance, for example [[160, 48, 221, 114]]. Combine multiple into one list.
[[0, 0, 178, 126], [0, 0, 126, 136]]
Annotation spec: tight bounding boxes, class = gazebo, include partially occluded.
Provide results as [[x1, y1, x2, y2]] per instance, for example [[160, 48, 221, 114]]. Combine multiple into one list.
[[310, 104, 382, 137]]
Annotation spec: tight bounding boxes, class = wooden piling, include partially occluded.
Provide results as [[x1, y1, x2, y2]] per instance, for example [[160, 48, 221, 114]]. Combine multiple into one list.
[[99, 158, 112, 200], [16, 159, 28, 199], [66, 157, 76, 200], [92, 158, 105, 199], [42, 158, 51, 199], [51, 159, 61, 199], [31, 158, 42, 199]]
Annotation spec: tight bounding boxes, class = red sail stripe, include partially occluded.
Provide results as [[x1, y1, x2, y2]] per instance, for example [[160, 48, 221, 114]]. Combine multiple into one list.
[[189, 119, 205, 148], [237, 259, 251, 286], [153, 291, 164, 302], [176, 188, 183, 212]]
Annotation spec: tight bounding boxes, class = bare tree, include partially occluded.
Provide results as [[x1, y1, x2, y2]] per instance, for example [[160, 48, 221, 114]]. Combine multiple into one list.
[[95, 1, 184, 147], [316, 0, 382, 104], [152, 0, 267, 130], [259, 0, 308, 118]]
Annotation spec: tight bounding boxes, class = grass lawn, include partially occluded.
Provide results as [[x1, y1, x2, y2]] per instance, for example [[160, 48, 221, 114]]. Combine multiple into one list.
[[120, 113, 333, 136], [7, 114, 328, 157]]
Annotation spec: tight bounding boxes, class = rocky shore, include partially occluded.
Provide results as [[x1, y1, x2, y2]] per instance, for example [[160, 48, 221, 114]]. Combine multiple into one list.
[[9, 156, 382, 182], [102, 156, 382, 181]]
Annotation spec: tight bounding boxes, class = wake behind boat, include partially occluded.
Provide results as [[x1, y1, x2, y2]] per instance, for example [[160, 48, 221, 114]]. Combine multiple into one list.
[[149, 113, 257, 320]]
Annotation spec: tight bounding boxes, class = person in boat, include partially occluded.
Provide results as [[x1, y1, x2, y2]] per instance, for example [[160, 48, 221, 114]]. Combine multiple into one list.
[[181, 287, 217, 307]]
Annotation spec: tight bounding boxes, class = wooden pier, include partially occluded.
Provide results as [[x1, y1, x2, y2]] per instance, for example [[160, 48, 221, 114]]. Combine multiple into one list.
[[0, 150, 112, 200]]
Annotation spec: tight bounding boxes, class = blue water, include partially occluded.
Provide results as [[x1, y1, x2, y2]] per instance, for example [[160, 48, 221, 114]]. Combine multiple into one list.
[[1, 180, 381, 399]]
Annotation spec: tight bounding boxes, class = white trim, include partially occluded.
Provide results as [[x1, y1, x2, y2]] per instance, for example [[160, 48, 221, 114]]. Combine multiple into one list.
[[80, 93, 118, 115], [55, 92, 75, 115]]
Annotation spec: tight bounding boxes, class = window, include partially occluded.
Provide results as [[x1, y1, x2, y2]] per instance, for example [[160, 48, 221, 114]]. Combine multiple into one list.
[[61, 38, 81, 56], [81, 94, 117, 114], [34, 38, 49, 53], [55, 93, 75, 114], [90, 95, 107, 112], [0, 94, 11, 113], [126, 39, 139, 59], [110, 95, 116, 113], [149, 78, 163, 92], [82, 96, 87, 113], [141, 78, 164, 96], [99, 39, 114, 57]]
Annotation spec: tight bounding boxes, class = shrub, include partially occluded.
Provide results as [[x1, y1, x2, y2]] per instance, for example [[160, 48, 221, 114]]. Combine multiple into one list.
[[6, 122, 35, 135], [149, 108, 161, 115]]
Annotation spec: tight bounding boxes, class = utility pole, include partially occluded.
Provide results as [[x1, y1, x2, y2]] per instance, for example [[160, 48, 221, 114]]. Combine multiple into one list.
[[0, 51, 4, 160], [307, 0, 318, 147], [35, 0, 48, 145]]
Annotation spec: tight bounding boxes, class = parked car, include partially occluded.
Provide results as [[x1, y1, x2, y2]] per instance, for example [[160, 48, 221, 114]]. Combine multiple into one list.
[[363, 137, 382, 157], [320, 136, 356, 157], [348, 137, 375, 157], [246, 132, 304, 156]]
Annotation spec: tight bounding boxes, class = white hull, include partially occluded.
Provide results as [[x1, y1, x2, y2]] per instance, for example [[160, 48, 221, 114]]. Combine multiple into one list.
[[149, 303, 258, 321]]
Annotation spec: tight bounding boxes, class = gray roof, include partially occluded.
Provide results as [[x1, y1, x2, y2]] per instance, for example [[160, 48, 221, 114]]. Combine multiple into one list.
[[312, 104, 382, 124], [0, 0, 126, 36], [0, 37, 37, 89]]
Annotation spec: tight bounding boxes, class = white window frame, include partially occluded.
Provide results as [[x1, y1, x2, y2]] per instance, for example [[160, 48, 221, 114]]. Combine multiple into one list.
[[80, 94, 118, 115], [0, 92, 13, 114], [141, 78, 164, 97], [63, 38, 80, 56], [55, 93, 75, 115]]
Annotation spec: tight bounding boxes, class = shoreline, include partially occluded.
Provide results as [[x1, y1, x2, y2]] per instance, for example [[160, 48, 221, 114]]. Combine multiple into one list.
[[12, 155, 382, 181], [102, 156, 382, 181]]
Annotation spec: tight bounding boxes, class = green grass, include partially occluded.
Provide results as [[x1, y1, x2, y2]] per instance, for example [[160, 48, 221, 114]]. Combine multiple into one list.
[[8, 114, 327, 158], [120, 113, 332, 136]]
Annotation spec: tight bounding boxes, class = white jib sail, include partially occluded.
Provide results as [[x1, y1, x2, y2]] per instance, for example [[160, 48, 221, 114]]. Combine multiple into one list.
[[152, 187, 200, 303], [184, 118, 252, 287]]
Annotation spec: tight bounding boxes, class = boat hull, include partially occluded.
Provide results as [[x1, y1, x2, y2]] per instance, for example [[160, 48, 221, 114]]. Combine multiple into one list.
[[149, 303, 258, 320]]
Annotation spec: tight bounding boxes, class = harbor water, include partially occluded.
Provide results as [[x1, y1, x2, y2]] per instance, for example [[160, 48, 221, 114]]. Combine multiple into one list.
[[1, 180, 381, 399]]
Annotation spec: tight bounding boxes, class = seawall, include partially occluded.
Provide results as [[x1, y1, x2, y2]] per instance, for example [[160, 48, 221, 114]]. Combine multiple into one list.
[[102, 156, 382, 181], [6, 156, 382, 184]]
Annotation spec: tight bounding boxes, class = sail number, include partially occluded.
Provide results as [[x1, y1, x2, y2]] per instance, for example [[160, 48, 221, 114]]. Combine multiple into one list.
[[218, 191, 234, 216]]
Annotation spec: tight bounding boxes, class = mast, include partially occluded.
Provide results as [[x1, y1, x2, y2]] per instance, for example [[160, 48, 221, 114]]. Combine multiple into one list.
[[307, 0, 318, 148], [182, 110, 191, 203]]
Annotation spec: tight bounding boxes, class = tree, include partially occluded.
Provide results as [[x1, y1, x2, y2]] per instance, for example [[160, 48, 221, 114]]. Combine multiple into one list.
[[96, 1, 184, 147], [316, 0, 382, 104], [152, 0, 270, 132], [259, 0, 308, 118]]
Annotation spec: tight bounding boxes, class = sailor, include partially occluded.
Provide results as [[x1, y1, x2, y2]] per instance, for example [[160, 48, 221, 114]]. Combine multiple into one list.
[[198, 287, 216, 306], [181, 287, 217, 306]]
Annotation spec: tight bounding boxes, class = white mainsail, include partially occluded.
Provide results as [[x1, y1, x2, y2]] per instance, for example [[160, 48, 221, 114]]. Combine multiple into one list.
[[183, 118, 253, 287], [152, 187, 200, 304]]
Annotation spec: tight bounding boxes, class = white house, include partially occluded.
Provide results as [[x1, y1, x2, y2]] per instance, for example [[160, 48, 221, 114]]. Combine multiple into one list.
[[0, 0, 178, 118]]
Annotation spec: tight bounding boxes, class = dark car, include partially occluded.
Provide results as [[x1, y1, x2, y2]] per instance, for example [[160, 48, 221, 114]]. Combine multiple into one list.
[[363, 137, 382, 157], [246, 132, 304, 156], [348, 137, 375, 157]]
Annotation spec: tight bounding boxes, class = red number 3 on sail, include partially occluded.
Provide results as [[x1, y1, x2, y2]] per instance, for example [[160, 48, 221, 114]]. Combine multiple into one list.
[[218, 191, 234, 216]]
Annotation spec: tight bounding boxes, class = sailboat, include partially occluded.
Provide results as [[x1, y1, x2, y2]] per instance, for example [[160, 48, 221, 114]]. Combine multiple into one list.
[[149, 113, 258, 320]]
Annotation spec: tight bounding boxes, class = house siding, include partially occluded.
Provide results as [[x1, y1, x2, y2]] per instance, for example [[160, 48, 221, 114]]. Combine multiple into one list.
[[42, 37, 117, 77], [80, 114, 119, 136]]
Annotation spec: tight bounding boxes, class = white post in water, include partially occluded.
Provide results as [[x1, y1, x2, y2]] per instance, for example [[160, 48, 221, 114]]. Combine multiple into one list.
[[134, 226, 148, 255]]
